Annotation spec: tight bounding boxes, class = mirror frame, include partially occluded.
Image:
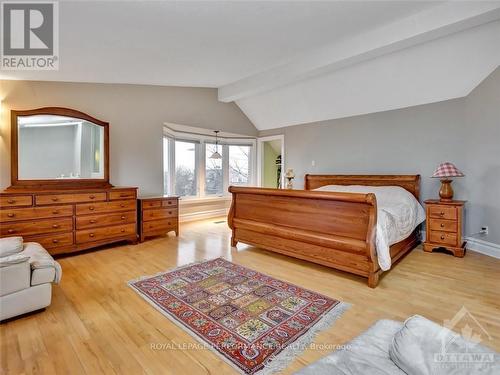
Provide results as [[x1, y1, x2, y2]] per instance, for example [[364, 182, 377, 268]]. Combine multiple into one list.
[[10, 107, 111, 189]]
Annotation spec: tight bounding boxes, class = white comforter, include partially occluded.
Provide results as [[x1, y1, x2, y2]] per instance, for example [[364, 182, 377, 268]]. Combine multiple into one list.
[[314, 185, 426, 271]]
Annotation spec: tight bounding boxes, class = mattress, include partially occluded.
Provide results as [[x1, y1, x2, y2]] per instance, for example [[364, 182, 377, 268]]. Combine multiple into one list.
[[314, 185, 425, 270]]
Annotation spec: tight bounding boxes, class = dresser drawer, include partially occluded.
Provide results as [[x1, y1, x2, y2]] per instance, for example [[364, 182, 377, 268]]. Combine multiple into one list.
[[109, 190, 136, 200], [142, 208, 177, 221], [24, 232, 74, 251], [429, 206, 457, 220], [76, 211, 136, 229], [1, 205, 73, 223], [76, 200, 136, 215], [142, 200, 162, 209], [36, 192, 106, 205], [0, 195, 33, 208], [76, 223, 136, 244], [142, 218, 178, 234], [0, 218, 73, 237], [429, 231, 458, 246], [429, 218, 457, 233]]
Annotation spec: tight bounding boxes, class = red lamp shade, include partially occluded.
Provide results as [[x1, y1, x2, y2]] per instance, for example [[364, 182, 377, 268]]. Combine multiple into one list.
[[431, 162, 464, 179]]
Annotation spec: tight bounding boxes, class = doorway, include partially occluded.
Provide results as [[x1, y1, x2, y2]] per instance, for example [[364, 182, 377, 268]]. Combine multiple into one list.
[[257, 135, 284, 188]]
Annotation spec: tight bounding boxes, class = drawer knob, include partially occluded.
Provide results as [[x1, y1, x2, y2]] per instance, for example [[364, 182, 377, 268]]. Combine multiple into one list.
[[7, 213, 15, 218], [168, 222, 171, 225], [90, 220, 97, 224], [89, 233, 95, 238], [168, 201, 172, 204], [120, 204, 125, 208], [7, 229, 15, 234], [52, 210, 59, 214], [52, 197, 59, 202], [440, 211, 445, 216], [440, 235, 445, 240], [52, 239, 59, 244], [120, 228, 125, 233], [89, 206, 95, 211], [168, 211, 172, 215], [89, 195, 96, 199], [7, 199, 15, 204], [52, 224, 60, 228], [440, 223, 445, 228], [121, 215, 126, 220]]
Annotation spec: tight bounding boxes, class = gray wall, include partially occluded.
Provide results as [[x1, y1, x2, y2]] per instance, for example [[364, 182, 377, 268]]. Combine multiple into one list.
[[261, 67, 500, 245], [0, 80, 257, 195]]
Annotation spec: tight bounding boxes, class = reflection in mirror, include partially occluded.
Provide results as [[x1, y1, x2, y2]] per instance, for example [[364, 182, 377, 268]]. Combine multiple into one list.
[[17, 115, 104, 180]]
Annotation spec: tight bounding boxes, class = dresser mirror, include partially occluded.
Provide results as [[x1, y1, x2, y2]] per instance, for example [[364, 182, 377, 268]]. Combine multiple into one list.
[[10, 107, 110, 188]]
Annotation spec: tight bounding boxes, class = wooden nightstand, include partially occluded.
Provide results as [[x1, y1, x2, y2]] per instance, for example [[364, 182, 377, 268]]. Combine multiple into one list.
[[423, 199, 466, 257], [138, 196, 179, 242]]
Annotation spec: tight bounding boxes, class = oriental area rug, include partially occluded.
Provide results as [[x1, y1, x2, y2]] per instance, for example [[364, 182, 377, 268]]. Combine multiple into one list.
[[128, 257, 349, 374]]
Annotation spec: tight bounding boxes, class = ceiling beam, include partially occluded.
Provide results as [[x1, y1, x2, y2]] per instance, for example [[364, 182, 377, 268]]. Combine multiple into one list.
[[218, 2, 500, 103]]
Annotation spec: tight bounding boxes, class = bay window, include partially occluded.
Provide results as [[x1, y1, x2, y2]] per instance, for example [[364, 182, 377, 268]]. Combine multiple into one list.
[[163, 129, 254, 198]]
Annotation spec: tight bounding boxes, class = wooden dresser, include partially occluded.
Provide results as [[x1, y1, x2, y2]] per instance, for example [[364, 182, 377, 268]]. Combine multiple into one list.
[[423, 199, 466, 257], [138, 196, 179, 242], [0, 187, 138, 255]]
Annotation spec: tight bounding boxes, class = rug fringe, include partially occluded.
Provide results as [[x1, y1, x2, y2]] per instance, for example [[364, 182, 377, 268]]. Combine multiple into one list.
[[260, 301, 351, 375], [127, 256, 226, 284]]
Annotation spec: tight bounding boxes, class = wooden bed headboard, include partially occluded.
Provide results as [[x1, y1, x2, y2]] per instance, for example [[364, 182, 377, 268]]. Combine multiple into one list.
[[304, 174, 420, 199]]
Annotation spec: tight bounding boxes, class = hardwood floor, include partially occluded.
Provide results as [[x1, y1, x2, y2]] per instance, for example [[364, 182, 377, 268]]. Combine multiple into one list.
[[1, 218, 499, 374]]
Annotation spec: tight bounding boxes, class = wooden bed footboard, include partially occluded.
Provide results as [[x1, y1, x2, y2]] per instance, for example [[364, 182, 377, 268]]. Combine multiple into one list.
[[228, 187, 380, 287], [228, 175, 421, 288]]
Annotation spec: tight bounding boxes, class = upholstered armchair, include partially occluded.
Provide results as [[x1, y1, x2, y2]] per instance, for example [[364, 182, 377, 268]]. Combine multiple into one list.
[[0, 237, 62, 321]]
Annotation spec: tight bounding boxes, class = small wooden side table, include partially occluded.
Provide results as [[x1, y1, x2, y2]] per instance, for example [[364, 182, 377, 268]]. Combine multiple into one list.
[[137, 196, 179, 242], [423, 199, 466, 257]]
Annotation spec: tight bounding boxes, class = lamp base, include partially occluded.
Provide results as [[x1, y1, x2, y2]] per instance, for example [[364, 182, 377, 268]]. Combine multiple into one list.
[[439, 179, 454, 201]]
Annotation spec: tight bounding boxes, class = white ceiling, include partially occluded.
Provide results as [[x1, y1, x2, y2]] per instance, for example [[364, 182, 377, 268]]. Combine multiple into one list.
[[1, 1, 438, 86], [2, 1, 499, 130]]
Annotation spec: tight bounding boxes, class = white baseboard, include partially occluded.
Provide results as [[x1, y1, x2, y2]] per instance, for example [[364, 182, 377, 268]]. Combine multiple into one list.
[[421, 230, 500, 259], [180, 209, 228, 223], [464, 236, 500, 259]]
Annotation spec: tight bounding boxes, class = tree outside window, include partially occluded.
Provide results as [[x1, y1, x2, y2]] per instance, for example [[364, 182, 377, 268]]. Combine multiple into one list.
[[229, 145, 250, 186], [174, 140, 197, 197], [205, 143, 223, 195]]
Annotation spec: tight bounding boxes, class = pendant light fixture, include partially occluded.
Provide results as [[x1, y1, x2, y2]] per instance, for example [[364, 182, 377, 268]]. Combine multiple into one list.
[[210, 130, 222, 159]]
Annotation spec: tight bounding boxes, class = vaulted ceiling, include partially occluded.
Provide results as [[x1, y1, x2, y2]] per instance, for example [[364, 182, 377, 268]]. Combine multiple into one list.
[[2, 1, 499, 130]]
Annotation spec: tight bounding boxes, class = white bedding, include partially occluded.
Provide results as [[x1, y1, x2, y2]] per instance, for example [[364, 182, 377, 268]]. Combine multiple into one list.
[[314, 185, 426, 271]]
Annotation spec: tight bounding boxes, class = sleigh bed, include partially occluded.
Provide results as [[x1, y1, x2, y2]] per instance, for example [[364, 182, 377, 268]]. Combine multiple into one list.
[[228, 175, 422, 288]]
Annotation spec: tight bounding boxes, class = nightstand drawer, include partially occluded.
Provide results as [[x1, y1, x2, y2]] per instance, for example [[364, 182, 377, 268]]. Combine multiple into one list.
[[429, 231, 457, 246], [429, 206, 457, 220], [429, 218, 457, 233], [142, 208, 177, 221]]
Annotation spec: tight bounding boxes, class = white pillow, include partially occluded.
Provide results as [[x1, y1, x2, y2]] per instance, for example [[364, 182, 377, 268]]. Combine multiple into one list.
[[0, 237, 24, 257], [389, 315, 498, 375], [0, 253, 30, 267]]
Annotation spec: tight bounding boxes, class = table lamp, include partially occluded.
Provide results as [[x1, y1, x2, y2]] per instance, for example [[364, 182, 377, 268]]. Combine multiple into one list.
[[285, 169, 295, 189], [431, 162, 464, 201]]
